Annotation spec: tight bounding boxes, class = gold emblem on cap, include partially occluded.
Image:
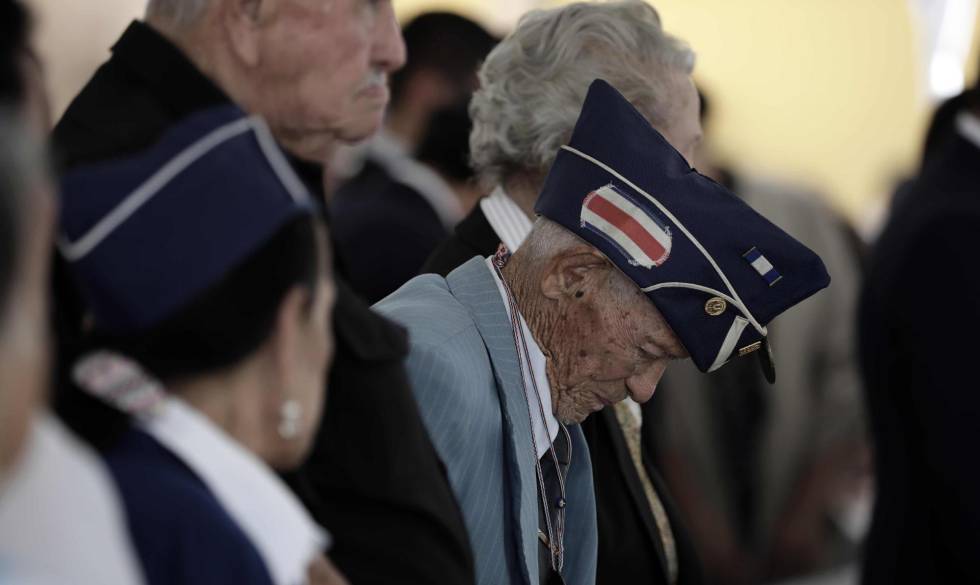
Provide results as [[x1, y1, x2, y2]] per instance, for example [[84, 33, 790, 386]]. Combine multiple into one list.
[[738, 341, 763, 356], [704, 297, 727, 316]]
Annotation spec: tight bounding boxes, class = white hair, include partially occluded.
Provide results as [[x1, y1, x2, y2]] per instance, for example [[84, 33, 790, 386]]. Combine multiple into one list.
[[516, 218, 637, 299], [145, 0, 212, 28], [469, 1, 695, 189]]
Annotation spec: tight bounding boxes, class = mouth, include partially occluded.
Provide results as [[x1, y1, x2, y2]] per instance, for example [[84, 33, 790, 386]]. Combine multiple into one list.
[[357, 83, 389, 102]]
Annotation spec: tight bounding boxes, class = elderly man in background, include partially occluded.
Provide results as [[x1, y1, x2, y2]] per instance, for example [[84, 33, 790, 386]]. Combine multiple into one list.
[[386, 77, 830, 585], [423, 3, 704, 583], [51, 1, 477, 584]]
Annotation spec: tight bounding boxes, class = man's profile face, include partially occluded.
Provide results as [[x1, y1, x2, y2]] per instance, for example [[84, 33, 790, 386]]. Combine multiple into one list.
[[251, 0, 406, 160], [544, 261, 687, 424]]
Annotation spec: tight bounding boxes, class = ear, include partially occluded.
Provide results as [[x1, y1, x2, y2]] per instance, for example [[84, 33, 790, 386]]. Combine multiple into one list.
[[222, 0, 266, 67], [269, 285, 311, 397], [540, 249, 610, 301]]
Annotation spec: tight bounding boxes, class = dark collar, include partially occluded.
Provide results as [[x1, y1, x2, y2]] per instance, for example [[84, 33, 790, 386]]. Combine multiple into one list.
[[111, 21, 229, 120], [454, 203, 502, 257]]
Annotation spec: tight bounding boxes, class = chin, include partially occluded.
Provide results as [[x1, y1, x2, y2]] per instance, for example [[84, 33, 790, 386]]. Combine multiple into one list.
[[337, 117, 384, 145]]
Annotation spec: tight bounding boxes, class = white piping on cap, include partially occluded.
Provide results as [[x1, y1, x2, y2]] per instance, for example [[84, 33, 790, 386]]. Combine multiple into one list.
[[58, 116, 256, 261], [560, 144, 767, 337], [708, 316, 750, 371]]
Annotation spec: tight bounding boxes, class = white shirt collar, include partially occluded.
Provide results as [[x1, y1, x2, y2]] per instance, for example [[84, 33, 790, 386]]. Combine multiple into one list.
[[72, 352, 327, 585], [956, 112, 980, 151], [485, 257, 560, 458], [480, 186, 535, 253], [368, 130, 464, 229]]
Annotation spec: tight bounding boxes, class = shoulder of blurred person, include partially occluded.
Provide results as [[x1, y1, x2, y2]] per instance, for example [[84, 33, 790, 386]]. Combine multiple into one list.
[[860, 100, 980, 585], [330, 150, 452, 303], [49, 6, 476, 585], [0, 414, 145, 585]]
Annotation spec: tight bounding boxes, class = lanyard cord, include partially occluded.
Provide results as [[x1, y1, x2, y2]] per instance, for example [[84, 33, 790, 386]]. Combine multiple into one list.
[[492, 249, 571, 572]]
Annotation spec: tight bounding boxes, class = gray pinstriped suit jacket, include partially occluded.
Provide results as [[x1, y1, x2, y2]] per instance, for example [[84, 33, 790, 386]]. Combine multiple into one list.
[[375, 257, 598, 585]]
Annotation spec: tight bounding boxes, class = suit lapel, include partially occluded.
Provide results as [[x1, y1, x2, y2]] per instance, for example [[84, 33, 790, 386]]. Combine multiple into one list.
[[447, 257, 538, 585]]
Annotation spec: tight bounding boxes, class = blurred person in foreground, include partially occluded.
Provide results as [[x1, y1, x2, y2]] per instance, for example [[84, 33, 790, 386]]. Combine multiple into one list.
[[379, 78, 831, 585], [422, 3, 706, 583], [0, 113, 144, 585], [859, 85, 980, 585], [647, 88, 869, 585], [51, 2, 477, 583], [0, 2, 143, 582], [59, 106, 341, 585], [331, 12, 497, 303]]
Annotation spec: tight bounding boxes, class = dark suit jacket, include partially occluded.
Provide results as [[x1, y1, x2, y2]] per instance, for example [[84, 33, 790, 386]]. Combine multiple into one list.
[[859, 129, 980, 585], [424, 203, 704, 585], [331, 158, 449, 303], [51, 21, 475, 585]]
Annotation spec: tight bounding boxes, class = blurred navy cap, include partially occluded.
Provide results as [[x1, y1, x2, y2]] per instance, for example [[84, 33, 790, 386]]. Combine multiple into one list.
[[535, 79, 830, 382], [58, 105, 316, 334]]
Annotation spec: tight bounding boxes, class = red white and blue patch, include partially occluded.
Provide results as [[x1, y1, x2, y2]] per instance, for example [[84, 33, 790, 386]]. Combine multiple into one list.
[[743, 247, 782, 286], [580, 183, 672, 269]]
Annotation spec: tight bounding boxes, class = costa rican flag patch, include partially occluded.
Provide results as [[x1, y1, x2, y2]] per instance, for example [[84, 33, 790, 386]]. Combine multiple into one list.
[[743, 247, 782, 286], [580, 184, 672, 269]]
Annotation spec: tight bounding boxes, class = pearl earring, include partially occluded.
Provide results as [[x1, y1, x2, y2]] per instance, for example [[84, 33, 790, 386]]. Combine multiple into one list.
[[278, 399, 302, 440]]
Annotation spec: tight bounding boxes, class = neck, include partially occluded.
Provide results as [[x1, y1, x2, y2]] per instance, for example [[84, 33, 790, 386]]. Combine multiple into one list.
[[169, 361, 272, 463], [501, 258, 562, 396]]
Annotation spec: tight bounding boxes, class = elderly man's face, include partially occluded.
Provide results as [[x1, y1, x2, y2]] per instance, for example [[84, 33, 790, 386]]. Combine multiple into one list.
[[539, 253, 687, 424], [248, 0, 406, 160]]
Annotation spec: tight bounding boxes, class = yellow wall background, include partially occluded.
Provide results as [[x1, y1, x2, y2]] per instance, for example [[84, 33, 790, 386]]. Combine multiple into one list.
[[396, 0, 980, 224]]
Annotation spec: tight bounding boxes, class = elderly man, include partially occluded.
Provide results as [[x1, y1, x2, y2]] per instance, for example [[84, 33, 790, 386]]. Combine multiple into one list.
[[381, 79, 830, 585], [422, 3, 704, 583], [51, 2, 476, 584]]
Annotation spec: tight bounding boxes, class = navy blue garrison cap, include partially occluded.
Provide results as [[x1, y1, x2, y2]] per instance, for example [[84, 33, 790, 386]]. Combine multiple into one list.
[[535, 80, 830, 382], [58, 105, 316, 334]]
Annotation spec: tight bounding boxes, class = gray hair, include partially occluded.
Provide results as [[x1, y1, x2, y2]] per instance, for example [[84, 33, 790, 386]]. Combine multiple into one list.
[[516, 217, 638, 299], [145, 0, 212, 29], [469, 1, 694, 189]]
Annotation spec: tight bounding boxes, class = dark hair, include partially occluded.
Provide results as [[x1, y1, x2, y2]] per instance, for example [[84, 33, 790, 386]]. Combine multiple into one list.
[[416, 100, 474, 182], [0, 0, 29, 105], [389, 12, 498, 107], [59, 214, 325, 447]]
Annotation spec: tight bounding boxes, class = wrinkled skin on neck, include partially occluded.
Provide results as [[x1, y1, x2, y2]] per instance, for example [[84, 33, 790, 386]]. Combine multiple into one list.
[[501, 251, 686, 424]]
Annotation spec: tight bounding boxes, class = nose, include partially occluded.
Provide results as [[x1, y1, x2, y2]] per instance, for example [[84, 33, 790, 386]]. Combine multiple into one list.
[[373, 1, 407, 74], [625, 360, 669, 403]]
